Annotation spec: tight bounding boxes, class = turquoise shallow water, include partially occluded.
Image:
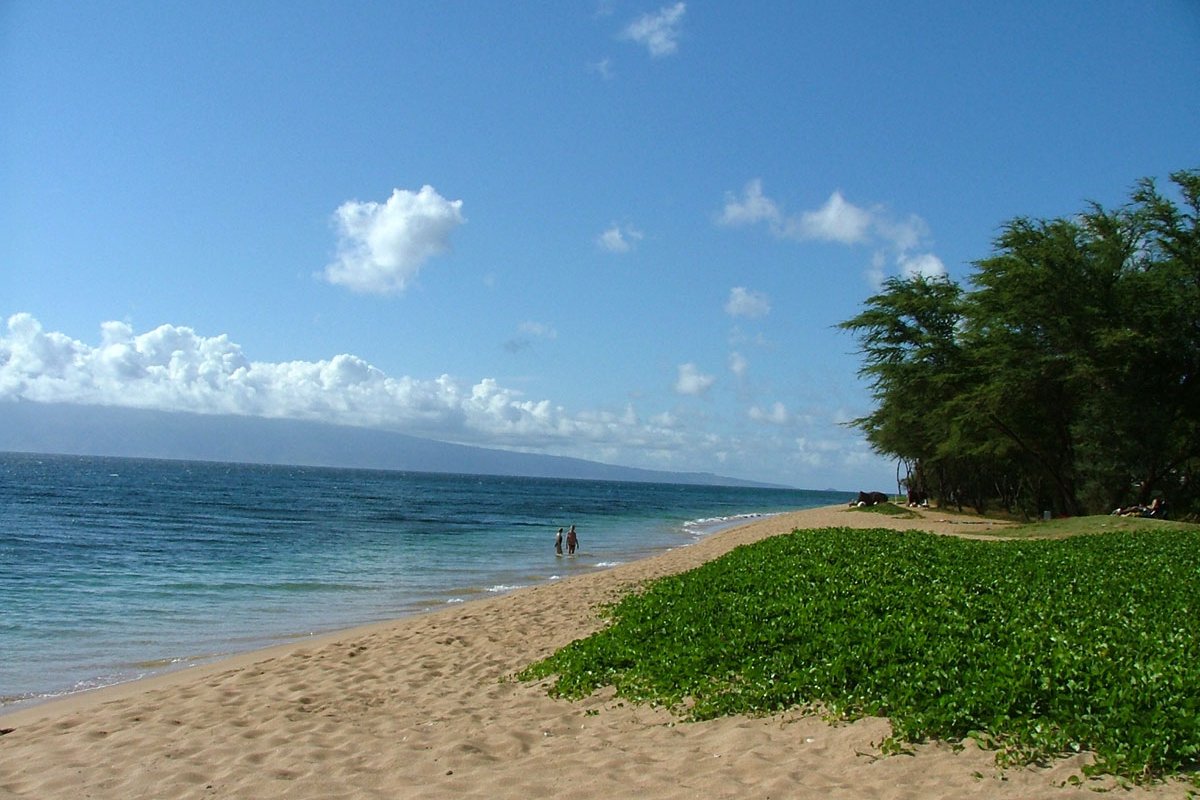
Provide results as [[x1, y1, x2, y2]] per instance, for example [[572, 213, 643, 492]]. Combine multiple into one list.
[[0, 452, 850, 706]]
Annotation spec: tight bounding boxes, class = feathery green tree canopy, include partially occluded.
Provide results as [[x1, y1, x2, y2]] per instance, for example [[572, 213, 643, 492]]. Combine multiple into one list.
[[841, 169, 1199, 517]]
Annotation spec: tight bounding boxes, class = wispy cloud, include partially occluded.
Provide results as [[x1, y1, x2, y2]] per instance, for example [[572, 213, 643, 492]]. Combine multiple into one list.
[[596, 223, 643, 253], [724, 286, 771, 318], [719, 180, 870, 244], [518, 320, 557, 340], [588, 57, 615, 79], [728, 351, 748, 380], [718, 179, 945, 282], [749, 401, 790, 425], [503, 321, 558, 354], [323, 185, 465, 295], [622, 2, 686, 58]]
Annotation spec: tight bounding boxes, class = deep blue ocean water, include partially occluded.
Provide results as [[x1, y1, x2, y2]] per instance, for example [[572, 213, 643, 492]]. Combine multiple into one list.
[[0, 452, 850, 707]]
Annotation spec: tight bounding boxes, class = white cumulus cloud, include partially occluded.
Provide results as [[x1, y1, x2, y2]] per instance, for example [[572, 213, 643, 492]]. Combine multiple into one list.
[[622, 2, 686, 57], [785, 191, 872, 244], [724, 287, 771, 318], [898, 252, 948, 280], [718, 179, 781, 228], [323, 185, 465, 295], [674, 362, 715, 396], [720, 181, 870, 244]]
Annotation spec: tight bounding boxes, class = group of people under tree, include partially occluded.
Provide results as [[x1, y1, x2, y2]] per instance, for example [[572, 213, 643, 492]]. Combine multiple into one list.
[[1112, 497, 1170, 519]]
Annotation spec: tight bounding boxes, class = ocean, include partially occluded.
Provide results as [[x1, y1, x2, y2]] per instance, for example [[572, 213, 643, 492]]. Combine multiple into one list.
[[0, 452, 850, 708]]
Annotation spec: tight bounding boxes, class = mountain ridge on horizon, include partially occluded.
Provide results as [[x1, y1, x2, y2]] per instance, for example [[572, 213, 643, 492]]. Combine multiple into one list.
[[0, 401, 801, 490]]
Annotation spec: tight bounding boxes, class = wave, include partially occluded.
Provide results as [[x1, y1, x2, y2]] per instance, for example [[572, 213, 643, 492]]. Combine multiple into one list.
[[681, 511, 776, 538]]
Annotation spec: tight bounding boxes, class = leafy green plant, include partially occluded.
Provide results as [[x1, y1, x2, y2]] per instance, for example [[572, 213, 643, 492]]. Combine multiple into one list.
[[520, 525, 1200, 782]]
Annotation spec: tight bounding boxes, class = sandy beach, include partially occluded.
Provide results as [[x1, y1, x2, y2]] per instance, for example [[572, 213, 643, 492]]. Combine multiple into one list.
[[0, 504, 1189, 798]]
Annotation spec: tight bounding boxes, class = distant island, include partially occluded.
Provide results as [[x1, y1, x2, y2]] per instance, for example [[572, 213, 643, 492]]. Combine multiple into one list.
[[0, 401, 791, 489]]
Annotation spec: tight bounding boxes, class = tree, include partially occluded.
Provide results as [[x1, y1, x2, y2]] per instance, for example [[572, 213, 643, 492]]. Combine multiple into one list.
[[1119, 170, 1200, 509], [841, 169, 1200, 518], [965, 215, 1118, 515], [838, 275, 969, 505]]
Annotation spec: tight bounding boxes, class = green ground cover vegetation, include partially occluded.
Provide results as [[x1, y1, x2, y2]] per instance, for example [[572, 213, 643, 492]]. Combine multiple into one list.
[[520, 522, 1200, 782]]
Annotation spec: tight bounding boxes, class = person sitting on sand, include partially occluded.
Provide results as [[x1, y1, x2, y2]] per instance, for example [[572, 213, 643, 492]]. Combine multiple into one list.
[[566, 524, 578, 555], [555, 527, 564, 555]]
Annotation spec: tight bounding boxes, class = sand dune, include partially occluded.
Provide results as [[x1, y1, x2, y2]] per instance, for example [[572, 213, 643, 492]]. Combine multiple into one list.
[[0, 505, 1188, 798]]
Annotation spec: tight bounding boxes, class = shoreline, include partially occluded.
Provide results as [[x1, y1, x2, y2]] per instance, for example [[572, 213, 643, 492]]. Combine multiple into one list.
[[0, 510, 787, 724], [2, 504, 1183, 798], [0, 509, 776, 715]]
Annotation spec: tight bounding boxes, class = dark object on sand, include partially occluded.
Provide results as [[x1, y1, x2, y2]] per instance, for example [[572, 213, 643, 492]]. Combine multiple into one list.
[[853, 491, 889, 507]]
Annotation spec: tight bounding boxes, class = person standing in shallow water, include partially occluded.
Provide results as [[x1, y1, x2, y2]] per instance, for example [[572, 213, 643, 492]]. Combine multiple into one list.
[[554, 527, 564, 556], [566, 524, 578, 555]]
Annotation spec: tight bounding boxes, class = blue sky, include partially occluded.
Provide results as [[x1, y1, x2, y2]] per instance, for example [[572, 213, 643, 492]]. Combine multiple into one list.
[[2, 2, 1198, 490]]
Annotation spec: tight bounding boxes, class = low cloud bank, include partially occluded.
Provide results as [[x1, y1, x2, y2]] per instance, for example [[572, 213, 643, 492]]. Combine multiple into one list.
[[0, 314, 586, 447], [0, 313, 879, 486]]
